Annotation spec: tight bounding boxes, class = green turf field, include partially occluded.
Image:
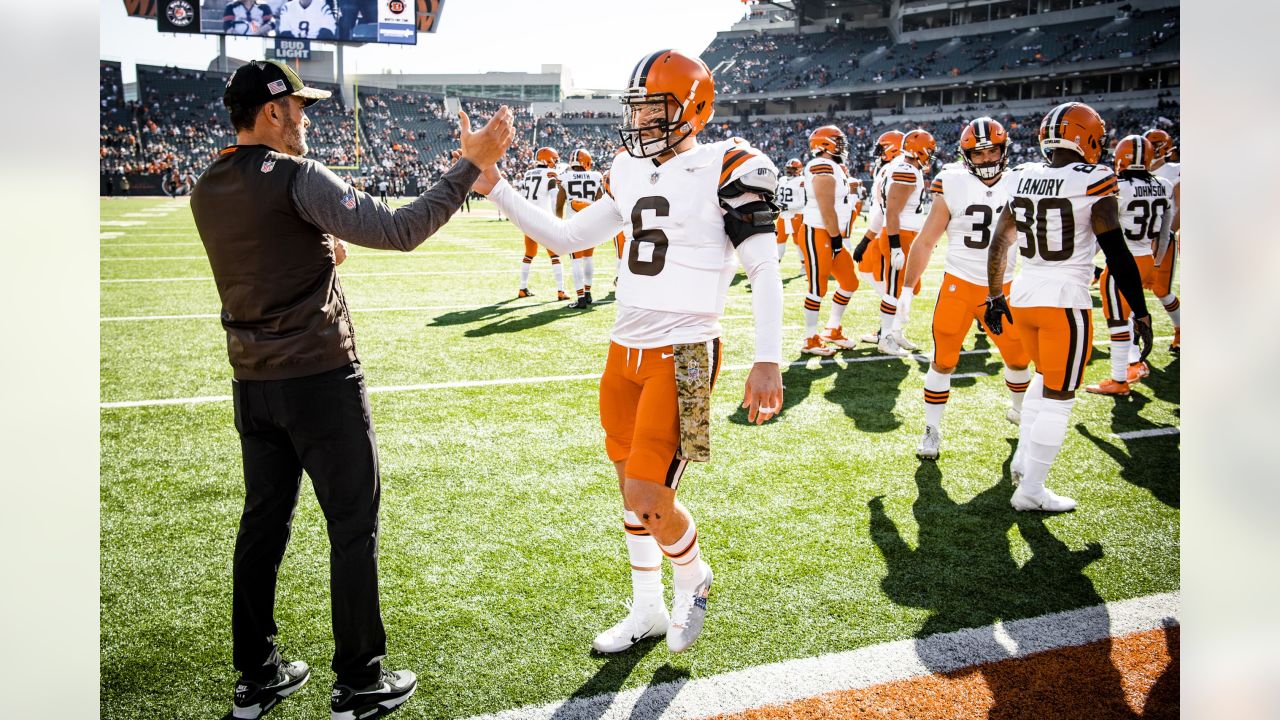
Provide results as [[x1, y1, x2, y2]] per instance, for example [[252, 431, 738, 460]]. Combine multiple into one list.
[[99, 196, 1179, 719]]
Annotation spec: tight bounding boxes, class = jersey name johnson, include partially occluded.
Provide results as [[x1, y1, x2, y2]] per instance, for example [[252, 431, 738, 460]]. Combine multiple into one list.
[[1117, 174, 1173, 256]]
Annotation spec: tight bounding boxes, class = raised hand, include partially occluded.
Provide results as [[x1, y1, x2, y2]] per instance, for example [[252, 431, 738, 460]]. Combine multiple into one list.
[[458, 106, 515, 169]]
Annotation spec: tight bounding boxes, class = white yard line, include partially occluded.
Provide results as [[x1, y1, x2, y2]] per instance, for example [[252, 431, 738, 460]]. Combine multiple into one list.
[[460, 592, 1179, 720], [1112, 427, 1179, 440], [101, 269, 528, 283], [98, 349, 981, 409], [100, 221, 148, 227]]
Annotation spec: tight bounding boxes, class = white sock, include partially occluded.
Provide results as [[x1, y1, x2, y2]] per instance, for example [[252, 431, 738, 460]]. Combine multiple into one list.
[[776, 242, 787, 261], [623, 511, 664, 608], [870, 276, 885, 296], [828, 288, 852, 329], [584, 257, 594, 291], [879, 294, 897, 335], [659, 521, 705, 594], [1109, 325, 1132, 382], [1004, 367, 1031, 411], [1014, 374, 1045, 472], [923, 367, 951, 428], [519, 259, 532, 290], [552, 260, 565, 292], [1021, 396, 1075, 496], [571, 261, 584, 295], [893, 287, 914, 332], [1159, 294, 1180, 327], [803, 293, 822, 337]]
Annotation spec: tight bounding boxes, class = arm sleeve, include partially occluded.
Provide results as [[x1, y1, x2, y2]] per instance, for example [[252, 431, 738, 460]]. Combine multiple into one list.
[[291, 157, 479, 252], [868, 202, 885, 233], [726, 190, 783, 364], [1097, 227, 1150, 318], [489, 176, 625, 255]]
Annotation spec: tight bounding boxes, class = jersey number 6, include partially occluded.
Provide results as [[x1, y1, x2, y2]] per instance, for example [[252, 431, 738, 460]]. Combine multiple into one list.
[[629, 196, 670, 276]]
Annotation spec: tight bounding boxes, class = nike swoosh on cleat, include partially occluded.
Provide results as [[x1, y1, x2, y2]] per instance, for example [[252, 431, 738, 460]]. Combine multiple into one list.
[[661, 353, 674, 359]]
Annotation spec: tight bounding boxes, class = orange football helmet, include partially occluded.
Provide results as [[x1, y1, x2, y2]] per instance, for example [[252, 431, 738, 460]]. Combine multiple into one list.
[[571, 147, 592, 170], [1142, 128, 1173, 160], [902, 129, 936, 166], [875, 130, 905, 163], [809, 125, 847, 163], [1113, 134, 1154, 173], [620, 49, 715, 158], [535, 147, 559, 167], [1039, 102, 1106, 164], [785, 158, 802, 176], [959, 117, 1009, 180]]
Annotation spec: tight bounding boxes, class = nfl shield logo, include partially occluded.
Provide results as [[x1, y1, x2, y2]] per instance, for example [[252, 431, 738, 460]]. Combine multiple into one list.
[[341, 188, 357, 210], [260, 159, 276, 173]]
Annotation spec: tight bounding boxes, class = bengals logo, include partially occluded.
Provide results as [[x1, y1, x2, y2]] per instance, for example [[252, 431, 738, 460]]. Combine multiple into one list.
[[388, 0, 406, 13]]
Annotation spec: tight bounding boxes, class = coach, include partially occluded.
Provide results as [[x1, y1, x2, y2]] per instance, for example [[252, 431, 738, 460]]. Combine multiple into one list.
[[190, 60, 513, 719]]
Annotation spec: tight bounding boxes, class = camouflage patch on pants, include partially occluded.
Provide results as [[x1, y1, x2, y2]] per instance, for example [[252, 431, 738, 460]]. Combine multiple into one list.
[[674, 342, 713, 462]]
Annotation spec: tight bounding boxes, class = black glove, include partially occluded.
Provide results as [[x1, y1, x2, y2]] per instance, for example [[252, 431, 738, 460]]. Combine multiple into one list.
[[984, 294, 1013, 335], [1132, 313, 1154, 361], [852, 235, 872, 263], [830, 233, 844, 255]]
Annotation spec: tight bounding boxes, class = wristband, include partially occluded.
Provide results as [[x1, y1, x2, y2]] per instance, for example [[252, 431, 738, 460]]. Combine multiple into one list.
[[888, 233, 901, 250]]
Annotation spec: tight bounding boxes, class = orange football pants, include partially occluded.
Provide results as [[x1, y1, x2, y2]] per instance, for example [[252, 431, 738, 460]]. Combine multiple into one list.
[[1010, 305, 1094, 394], [1146, 240, 1177, 298], [799, 225, 858, 298], [1101, 255, 1156, 322], [877, 228, 922, 297], [614, 232, 625, 259], [860, 230, 883, 279], [571, 247, 595, 259], [523, 236, 559, 260], [600, 340, 723, 488], [932, 274, 1028, 370], [777, 215, 802, 244]]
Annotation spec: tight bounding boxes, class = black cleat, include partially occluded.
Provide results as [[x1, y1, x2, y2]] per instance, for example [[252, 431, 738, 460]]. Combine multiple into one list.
[[582, 291, 593, 305], [568, 296, 591, 310], [517, 288, 534, 298], [222, 660, 310, 720], [331, 669, 417, 720]]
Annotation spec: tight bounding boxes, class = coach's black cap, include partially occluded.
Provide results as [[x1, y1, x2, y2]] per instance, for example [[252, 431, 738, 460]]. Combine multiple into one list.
[[224, 59, 331, 109]]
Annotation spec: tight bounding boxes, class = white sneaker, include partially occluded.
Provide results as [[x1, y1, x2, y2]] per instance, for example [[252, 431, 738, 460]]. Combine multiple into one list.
[[667, 562, 713, 653], [878, 332, 909, 357], [800, 334, 837, 356], [591, 599, 669, 654], [892, 330, 919, 351], [1010, 487, 1077, 512], [1006, 407, 1021, 425], [916, 425, 941, 460], [858, 330, 881, 344]]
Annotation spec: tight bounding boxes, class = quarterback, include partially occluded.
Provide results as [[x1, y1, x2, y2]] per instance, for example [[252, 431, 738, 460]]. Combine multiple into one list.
[[985, 102, 1153, 512], [475, 50, 784, 654]]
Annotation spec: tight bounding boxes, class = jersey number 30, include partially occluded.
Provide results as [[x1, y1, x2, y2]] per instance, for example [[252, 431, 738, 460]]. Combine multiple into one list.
[[629, 196, 669, 276], [1010, 196, 1075, 261]]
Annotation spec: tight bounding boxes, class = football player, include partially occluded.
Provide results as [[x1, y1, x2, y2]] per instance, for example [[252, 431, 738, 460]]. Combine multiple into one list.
[[475, 50, 783, 655], [984, 102, 1153, 512], [1144, 128, 1181, 352], [223, 0, 276, 35], [798, 126, 860, 355], [899, 118, 1031, 460], [852, 130, 904, 344], [516, 147, 568, 300], [276, 0, 337, 39], [1086, 135, 1174, 395], [556, 148, 605, 308], [877, 129, 935, 356], [775, 158, 805, 261]]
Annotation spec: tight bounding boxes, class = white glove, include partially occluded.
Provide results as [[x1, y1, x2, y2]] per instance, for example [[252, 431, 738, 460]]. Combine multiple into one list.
[[890, 247, 906, 270]]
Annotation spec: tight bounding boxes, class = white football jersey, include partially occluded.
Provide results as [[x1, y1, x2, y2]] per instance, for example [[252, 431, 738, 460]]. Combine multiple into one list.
[[519, 166, 561, 213], [609, 139, 776, 322], [869, 161, 891, 214], [1152, 161, 1180, 188], [277, 0, 336, 38], [931, 167, 1016, 286], [801, 157, 849, 227], [1116, 173, 1174, 257], [883, 156, 928, 232], [1006, 161, 1118, 309], [559, 168, 603, 218], [776, 174, 805, 217]]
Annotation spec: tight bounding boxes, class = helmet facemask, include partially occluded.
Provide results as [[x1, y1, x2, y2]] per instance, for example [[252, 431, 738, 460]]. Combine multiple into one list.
[[963, 142, 1007, 181], [619, 88, 697, 159]]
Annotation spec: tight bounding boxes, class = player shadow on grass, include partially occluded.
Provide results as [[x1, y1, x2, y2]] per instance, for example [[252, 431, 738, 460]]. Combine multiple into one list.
[[827, 354, 910, 433], [869, 458, 1139, 719], [1076, 424, 1179, 509], [449, 300, 615, 337], [548, 648, 688, 720], [728, 354, 839, 425]]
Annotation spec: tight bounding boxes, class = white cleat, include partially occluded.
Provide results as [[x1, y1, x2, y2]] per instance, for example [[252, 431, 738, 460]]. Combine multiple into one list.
[[800, 334, 837, 356], [1010, 487, 1077, 512], [858, 330, 881, 344], [1006, 407, 1021, 426], [891, 330, 919, 352], [878, 332, 910, 357], [667, 562, 713, 653], [916, 425, 941, 460], [591, 600, 669, 654]]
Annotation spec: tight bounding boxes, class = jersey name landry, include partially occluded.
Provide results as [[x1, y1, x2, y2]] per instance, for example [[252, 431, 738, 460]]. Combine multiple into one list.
[[609, 139, 775, 317]]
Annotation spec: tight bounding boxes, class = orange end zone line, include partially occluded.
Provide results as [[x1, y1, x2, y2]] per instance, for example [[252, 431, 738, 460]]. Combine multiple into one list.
[[459, 592, 1178, 720]]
